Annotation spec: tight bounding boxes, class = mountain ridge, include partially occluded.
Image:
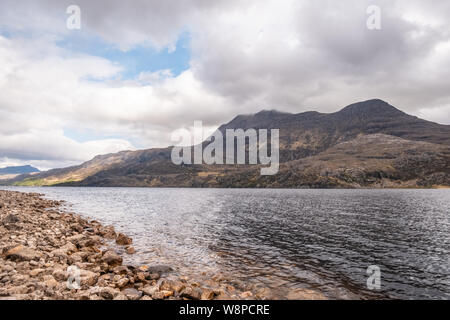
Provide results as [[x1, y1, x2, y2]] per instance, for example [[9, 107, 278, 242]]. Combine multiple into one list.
[[2, 99, 450, 188]]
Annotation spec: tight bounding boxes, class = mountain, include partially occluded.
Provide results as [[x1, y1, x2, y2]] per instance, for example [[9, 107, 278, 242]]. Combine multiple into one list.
[[0, 165, 40, 181], [0, 165, 39, 175], [3, 99, 450, 188]]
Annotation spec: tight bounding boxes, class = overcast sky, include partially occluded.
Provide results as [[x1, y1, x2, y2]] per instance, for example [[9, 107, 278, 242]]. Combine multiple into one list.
[[0, 0, 449, 169]]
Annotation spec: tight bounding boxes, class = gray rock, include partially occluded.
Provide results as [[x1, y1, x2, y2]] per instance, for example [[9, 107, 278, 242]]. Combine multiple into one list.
[[2, 214, 19, 224], [5, 245, 42, 262], [121, 288, 142, 300], [146, 265, 173, 274], [101, 250, 122, 266]]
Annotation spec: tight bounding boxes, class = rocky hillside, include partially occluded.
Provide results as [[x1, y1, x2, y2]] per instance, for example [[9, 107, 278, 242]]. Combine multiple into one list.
[[3, 99, 450, 188]]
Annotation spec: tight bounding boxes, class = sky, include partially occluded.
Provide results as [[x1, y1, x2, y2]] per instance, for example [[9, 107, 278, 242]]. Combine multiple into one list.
[[0, 0, 449, 170]]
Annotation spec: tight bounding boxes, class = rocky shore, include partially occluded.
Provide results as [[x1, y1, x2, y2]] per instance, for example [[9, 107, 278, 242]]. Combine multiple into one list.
[[0, 190, 285, 300]]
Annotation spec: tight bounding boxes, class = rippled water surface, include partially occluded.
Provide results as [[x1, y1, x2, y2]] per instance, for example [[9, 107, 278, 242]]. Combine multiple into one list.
[[4, 187, 450, 299]]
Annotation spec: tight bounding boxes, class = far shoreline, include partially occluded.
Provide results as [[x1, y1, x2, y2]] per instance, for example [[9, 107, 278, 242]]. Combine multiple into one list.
[[2, 185, 450, 190]]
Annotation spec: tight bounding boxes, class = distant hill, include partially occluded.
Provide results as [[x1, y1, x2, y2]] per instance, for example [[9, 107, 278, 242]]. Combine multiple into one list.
[[3, 99, 450, 188], [0, 165, 40, 175]]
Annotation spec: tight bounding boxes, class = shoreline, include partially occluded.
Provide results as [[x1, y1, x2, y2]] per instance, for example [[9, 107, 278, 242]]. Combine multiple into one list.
[[0, 190, 256, 300], [0, 190, 327, 300], [2, 184, 449, 190]]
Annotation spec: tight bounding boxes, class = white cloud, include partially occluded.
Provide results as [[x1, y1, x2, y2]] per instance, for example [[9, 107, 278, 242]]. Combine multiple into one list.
[[0, 34, 230, 169]]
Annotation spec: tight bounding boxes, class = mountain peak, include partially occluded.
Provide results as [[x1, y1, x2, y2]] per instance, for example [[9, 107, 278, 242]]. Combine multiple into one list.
[[254, 109, 290, 116], [338, 99, 404, 116]]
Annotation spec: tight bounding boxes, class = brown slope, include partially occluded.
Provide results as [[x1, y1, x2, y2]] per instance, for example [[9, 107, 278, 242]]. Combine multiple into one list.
[[218, 99, 450, 162], [6, 99, 450, 188]]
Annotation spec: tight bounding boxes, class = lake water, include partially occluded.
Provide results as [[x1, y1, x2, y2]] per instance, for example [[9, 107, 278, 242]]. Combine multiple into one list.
[[3, 187, 450, 299]]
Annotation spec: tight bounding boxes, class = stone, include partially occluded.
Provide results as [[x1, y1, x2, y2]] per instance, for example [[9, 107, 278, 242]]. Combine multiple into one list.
[[286, 288, 327, 300], [115, 277, 129, 289], [147, 273, 160, 280], [7, 285, 29, 295], [70, 251, 91, 263], [44, 276, 59, 288], [2, 214, 19, 224], [240, 291, 253, 299], [255, 287, 274, 300], [60, 242, 77, 253], [5, 245, 42, 262], [79, 270, 99, 289], [121, 288, 142, 300], [50, 249, 68, 260], [180, 287, 202, 300], [113, 266, 129, 275], [77, 237, 99, 248], [89, 286, 119, 300], [152, 290, 173, 300], [29, 268, 45, 277], [201, 289, 216, 300], [113, 293, 128, 300], [116, 233, 132, 246], [141, 285, 159, 297], [101, 250, 122, 266], [146, 265, 173, 274], [125, 246, 135, 254], [52, 269, 68, 282], [135, 272, 147, 282], [100, 226, 116, 239], [66, 234, 84, 243], [160, 280, 185, 293]]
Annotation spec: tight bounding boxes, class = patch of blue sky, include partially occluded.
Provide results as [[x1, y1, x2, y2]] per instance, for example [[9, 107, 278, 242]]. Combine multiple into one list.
[[56, 31, 191, 80], [63, 127, 136, 146]]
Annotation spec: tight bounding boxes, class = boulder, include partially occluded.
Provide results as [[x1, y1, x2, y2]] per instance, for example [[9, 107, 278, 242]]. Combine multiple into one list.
[[115, 277, 129, 289], [29, 269, 45, 277], [112, 266, 129, 275], [121, 288, 142, 300], [89, 286, 119, 300], [113, 293, 128, 300], [2, 214, 19, 224], [160, 280, 185, 293], [286, 288, 327, 300], [5, 245, 42, 262], [152, 290, 173, 300], [79, 270, 99, 289], [141, 285, 159, 297], [44, 276, 59, 288], [101, 250, 122, 266], [239, 291, 253, 299], [52, 269, 68, 282], [115, 233, 132, 246], [180, 287, 202, 300], [201, 289, 216, 300], [146, 265, 173, 274]]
